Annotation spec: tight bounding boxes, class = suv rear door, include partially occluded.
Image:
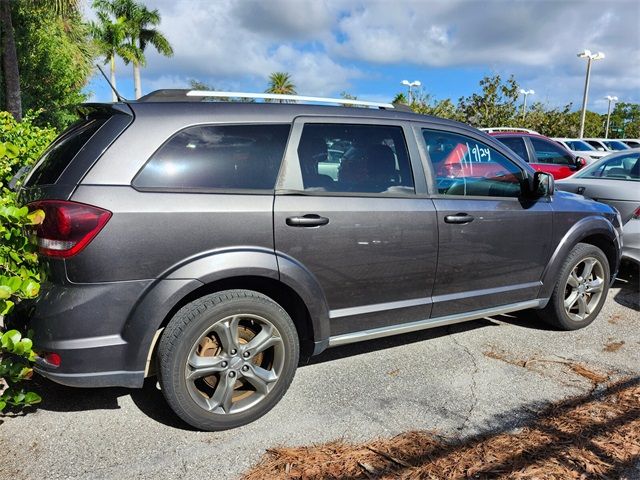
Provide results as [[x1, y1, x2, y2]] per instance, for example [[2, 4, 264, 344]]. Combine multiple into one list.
[[274, 117, 438, 337], [419, 126, 552, 317]]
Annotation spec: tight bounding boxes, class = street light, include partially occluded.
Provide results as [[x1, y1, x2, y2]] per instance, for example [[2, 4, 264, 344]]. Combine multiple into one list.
[[577, 49, 605, 138], [401, 79, 421, 103], [520, 89, 535, 120], [604, 95, 618, 138]]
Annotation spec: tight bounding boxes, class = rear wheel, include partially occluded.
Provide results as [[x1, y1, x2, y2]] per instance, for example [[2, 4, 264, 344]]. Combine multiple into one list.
[[538, 243, 609, 330], [157, 290, 299, 431]]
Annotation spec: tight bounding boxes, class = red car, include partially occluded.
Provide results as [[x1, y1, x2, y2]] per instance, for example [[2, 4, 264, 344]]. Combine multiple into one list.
[[487, 130, 587, 179]]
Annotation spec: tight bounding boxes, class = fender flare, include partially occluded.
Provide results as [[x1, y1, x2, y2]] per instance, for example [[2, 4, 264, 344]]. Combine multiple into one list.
[[121, 247, 331, 372], [538, 216, 620, 299]]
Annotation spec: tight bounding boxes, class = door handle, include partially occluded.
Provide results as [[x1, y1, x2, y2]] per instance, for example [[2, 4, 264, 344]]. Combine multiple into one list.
[[444, 213, 474, 224], [286, 214, 329, 227]]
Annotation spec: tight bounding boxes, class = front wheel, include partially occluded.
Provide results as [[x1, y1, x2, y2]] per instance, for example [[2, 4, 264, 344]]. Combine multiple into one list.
[[157, 290, 299, 431], [538, 243, 610, 330]]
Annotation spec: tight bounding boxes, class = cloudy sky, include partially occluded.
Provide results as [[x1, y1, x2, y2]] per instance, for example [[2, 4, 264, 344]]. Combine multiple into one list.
[[83, 0, 640, 113]]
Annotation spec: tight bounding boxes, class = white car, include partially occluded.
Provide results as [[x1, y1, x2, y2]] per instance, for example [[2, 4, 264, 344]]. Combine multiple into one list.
[[552, 138, 608, 163], [583, 138, 631, 152]]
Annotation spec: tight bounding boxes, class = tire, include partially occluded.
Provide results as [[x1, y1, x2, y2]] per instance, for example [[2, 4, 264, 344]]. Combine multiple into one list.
[[157, 289, 299, 431], [538, 243, 610, 330]]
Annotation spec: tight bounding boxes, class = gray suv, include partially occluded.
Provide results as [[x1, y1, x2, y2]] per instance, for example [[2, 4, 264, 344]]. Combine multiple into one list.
[[15, 91, 622, 431]]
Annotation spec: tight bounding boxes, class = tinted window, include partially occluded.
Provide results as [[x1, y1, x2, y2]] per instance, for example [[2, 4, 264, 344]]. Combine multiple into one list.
[[26, 119, 106, 186], [496, 136, 529, 162], [134, 124, 290, 191], [423, 130, 524, 197], [586, 140, 606, 150], [297, 124, 414, 195], [529, 137, 574, 165], [603, 140, 630, 150], [578, 152, 640, 181], [565, 140, 595, 151]]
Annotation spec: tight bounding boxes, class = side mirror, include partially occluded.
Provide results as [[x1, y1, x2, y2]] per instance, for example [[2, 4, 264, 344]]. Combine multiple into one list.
[[533, 171, 554, 197], [576, 157, 587, 169]]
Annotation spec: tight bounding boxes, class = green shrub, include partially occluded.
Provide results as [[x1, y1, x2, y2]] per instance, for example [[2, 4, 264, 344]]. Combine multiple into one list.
[[0, 111, 56, 412]]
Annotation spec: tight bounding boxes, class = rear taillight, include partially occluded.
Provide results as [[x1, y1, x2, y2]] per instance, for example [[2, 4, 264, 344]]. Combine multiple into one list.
[[28, 200, 111, 258], [633, 207, 640, 220]]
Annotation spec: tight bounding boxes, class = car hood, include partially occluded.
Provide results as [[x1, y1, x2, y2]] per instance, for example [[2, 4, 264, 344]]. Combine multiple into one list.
[[553, 189, 616, 215]]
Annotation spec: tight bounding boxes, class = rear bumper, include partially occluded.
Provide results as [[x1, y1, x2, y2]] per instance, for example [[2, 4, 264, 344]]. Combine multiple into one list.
[[15, 279, 153, 388], [34, 361, 143, 388]]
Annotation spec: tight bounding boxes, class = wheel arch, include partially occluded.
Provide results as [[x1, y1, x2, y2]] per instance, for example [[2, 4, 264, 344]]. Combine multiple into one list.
[[122, 249, 331, 377], [539, 216, 620, 299]]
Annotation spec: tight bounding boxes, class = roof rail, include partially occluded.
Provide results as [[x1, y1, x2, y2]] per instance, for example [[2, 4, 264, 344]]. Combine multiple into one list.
[[480, 127, 540, 134], [136, 89, 394, 109]]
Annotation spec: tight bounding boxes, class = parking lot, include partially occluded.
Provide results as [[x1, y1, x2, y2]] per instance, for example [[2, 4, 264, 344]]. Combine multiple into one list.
[[0, 263, 638, 480]]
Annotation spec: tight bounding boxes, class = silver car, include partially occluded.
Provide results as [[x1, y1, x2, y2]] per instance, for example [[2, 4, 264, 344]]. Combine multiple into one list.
[[552, 138, 608, 163], [557, 149, 640, 263]]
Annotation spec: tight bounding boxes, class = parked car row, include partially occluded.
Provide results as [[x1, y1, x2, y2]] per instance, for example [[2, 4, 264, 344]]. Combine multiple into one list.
[[480, 128, 587, 179]]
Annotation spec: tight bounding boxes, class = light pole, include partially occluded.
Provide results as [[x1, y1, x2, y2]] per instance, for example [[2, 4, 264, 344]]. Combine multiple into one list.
[[401, 79, 421, 103], [520, 89, 535, 120], [577, 49, 605, 138], [604, 95, 618, 138]]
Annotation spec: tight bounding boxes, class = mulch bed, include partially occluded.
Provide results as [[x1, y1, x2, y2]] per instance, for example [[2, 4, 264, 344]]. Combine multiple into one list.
[[243, 378, 640, 479]]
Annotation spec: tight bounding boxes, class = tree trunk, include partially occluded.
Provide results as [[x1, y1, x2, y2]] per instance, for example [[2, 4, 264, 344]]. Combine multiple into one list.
[[110, 56, 117, 102], [0, 0, 22, 121], [133, 61, 141, 99]]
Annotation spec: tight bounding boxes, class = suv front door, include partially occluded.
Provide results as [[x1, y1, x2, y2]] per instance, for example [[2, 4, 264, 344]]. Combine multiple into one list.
[[419, 127, 553, 317], [274, 118, 438, 337]]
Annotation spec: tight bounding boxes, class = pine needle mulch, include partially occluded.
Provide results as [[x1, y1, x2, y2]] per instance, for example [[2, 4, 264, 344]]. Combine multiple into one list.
[[243, 378, 640, 479]]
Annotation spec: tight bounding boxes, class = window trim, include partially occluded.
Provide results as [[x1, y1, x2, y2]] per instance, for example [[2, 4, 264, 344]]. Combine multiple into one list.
[[276, 116, 426, 197], [417, 126, 531, 199], [130, 122, 292, 194]]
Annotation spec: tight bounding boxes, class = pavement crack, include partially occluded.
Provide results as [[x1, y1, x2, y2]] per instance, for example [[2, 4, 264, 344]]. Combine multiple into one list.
[[448, 326, 479, 432]]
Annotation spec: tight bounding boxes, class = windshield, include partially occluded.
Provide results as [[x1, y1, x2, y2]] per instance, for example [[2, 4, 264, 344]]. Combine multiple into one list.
[[603, 140, 630, 150], [565, 140, 595, 151]]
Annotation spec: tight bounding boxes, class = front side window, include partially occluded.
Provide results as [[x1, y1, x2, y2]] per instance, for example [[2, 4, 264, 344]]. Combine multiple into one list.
[[530, 137, 574, 165], [133, 124, 290, 190], [578, 152, 640, 181], [297, 124, 414, 195], [586, 140, 607, 151], [423, 129, 524, 197]]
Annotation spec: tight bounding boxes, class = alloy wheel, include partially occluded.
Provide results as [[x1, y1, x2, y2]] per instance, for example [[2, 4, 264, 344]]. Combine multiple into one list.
[[563, 256, 605, 322], [185, 314, 285, 415]]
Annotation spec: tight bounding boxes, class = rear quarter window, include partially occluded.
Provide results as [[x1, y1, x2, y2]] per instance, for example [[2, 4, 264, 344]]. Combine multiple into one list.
[[25, 118, 106, 186], [133, 124, 291, 191]]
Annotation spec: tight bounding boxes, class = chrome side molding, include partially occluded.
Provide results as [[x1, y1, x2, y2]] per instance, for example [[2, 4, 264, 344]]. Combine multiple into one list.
[[328, 299, 546, 347]]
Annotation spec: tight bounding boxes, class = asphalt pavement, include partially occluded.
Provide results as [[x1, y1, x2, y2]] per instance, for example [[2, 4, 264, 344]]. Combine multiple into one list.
[[1, 263, 638, 480]]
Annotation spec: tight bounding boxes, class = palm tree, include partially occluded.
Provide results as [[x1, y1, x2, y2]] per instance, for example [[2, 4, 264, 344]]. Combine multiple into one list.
[[265, 72, 296, 102], [392, 93, 408, 105], [1, 0, 81, 120], [93, 0, 173, 99], [90, 7, 134, 101]]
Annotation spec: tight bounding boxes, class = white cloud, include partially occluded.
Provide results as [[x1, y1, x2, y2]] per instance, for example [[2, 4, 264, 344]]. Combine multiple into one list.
[[83, 0, 640, 109]]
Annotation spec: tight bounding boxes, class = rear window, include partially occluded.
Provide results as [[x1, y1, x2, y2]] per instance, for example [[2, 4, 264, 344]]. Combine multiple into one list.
[[25, 119, 106, 186], [133, 124, 291, 191]]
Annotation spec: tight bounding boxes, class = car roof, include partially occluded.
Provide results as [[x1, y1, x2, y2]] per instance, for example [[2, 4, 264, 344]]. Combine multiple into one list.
[[120, 99, 473, 129], [488, 131, 552, 141]]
